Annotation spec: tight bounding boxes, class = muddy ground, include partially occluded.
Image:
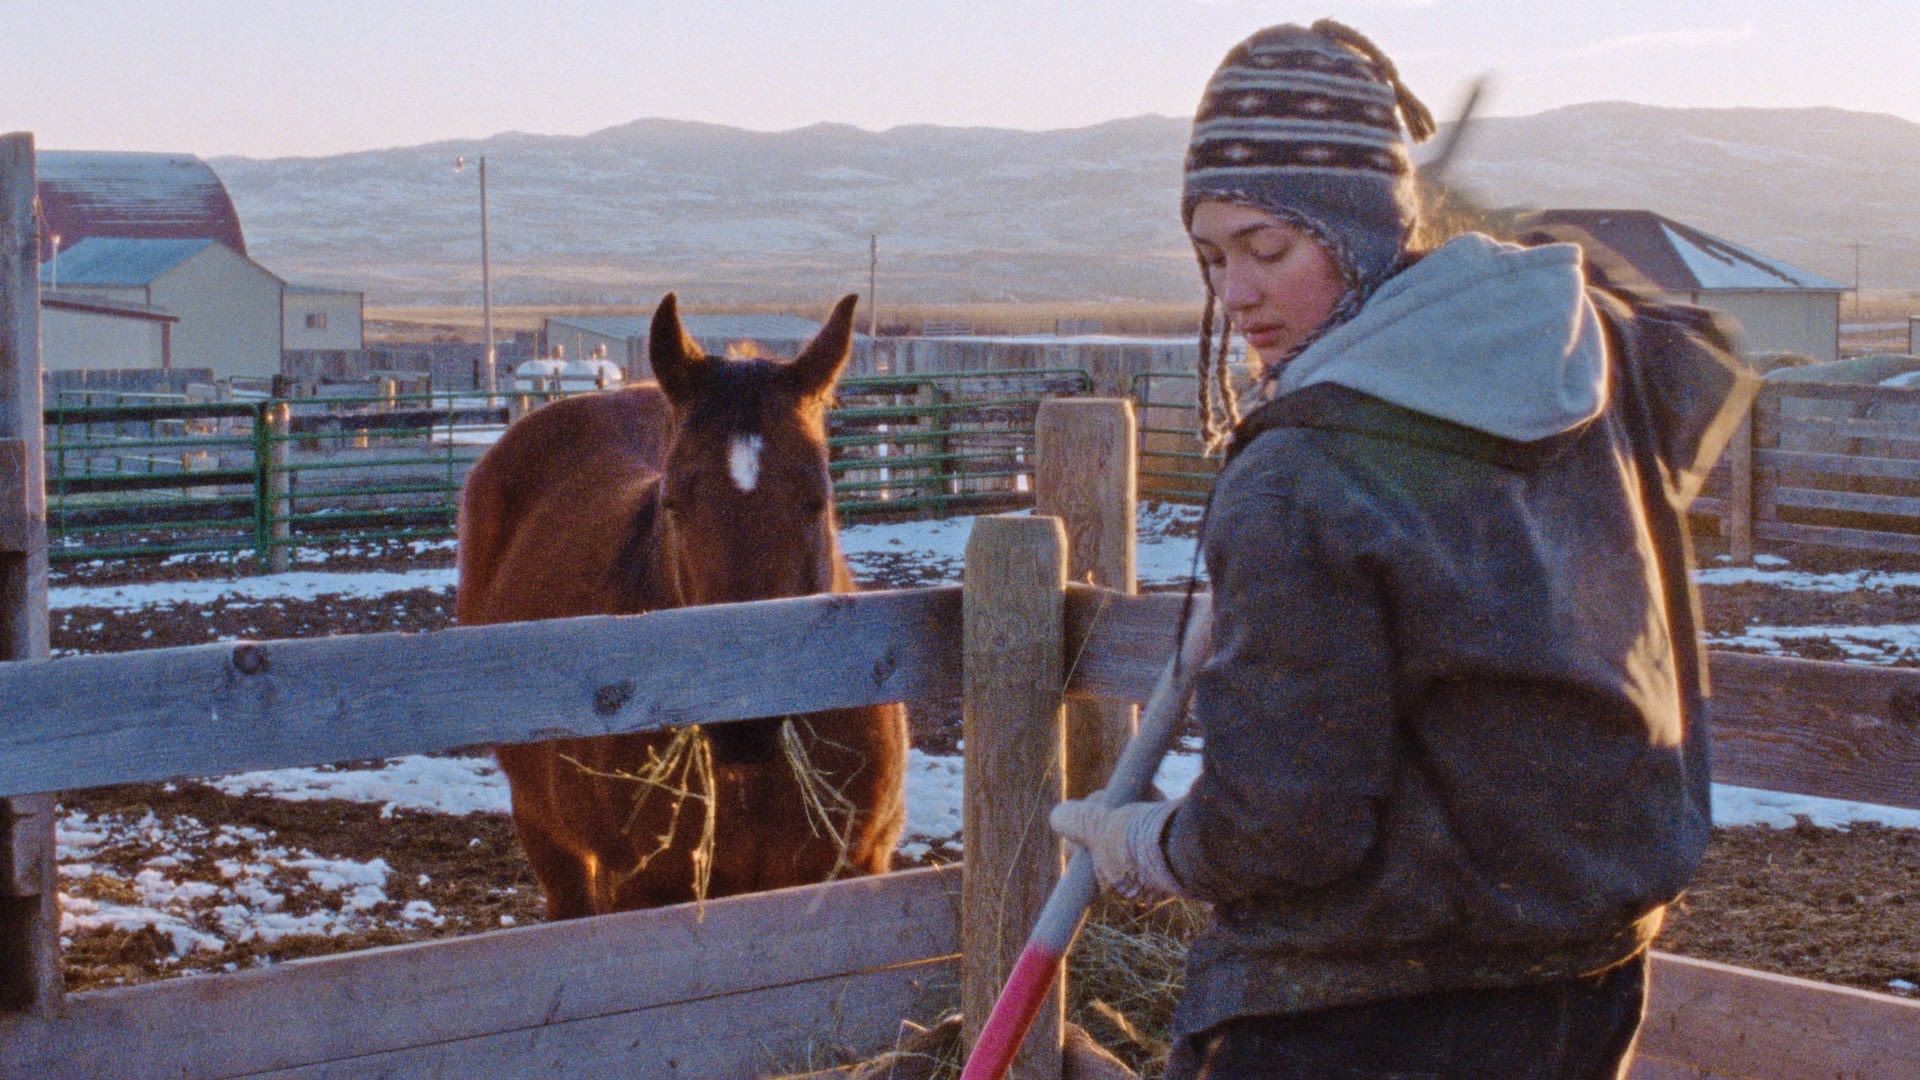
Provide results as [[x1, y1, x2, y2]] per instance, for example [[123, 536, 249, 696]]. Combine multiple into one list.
[[45, 538, 1920, 1006]]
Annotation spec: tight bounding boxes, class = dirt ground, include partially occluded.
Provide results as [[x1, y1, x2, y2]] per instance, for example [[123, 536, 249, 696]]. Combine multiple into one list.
[[45, 538, 1920, 1007]]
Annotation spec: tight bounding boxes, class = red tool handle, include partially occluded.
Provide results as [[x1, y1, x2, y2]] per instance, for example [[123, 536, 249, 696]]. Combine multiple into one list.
[[959, 604, 1212, 1080]]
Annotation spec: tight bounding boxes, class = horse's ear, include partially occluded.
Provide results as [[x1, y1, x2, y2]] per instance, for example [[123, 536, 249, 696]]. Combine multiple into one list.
[[650, 293, 708, 404], [781, 294, 859, 399]]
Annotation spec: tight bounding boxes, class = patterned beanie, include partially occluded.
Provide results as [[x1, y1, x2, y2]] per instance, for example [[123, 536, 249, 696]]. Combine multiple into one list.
[[1183, 20, 1435, 447]]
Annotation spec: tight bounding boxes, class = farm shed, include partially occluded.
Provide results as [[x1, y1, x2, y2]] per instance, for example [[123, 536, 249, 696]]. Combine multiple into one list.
[[282, 284, 364, 351], [37, 292, 176, 371], [35, 150, 246, 263], [543, 313, 874, 377], [1522, 209, 1846, 362], [39, 237, 284, 380]]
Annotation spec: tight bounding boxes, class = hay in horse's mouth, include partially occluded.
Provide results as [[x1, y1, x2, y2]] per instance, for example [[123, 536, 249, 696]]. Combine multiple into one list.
[[559, 718, 865, 906], [779, 717, 865, 881], [561, 727, 718, 903]]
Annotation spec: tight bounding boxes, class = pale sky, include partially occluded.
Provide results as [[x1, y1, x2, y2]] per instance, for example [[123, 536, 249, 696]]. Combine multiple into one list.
[[4, 0, 1915, 158]]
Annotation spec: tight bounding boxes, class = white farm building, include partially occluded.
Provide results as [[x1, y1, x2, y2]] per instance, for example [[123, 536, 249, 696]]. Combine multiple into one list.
[[42, 238, 286, 380], [37, 148, 370, 381], [283, 285, 365, 351], [38, 294, 179, 372], [1523, 210, 1847, 362]]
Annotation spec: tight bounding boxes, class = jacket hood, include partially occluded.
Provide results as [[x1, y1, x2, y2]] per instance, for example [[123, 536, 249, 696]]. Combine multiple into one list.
[[1274, 233, 1608, 443]]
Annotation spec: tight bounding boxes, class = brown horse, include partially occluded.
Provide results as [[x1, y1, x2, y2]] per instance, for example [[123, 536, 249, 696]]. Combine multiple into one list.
[[456, 293, 908, 919]]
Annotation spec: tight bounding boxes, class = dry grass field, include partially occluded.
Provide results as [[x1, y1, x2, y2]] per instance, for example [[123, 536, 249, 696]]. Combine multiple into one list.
[[368, 300, 1207, 343], [372, 290, 1920, 350]]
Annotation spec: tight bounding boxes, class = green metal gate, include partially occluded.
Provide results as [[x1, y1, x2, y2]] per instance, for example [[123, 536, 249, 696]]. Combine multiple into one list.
[[1130, 371, 1217, 505], [44, 371, 1093, 570]]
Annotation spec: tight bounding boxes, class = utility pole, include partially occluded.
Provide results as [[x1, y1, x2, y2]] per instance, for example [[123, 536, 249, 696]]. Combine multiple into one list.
[[1852, 240, 1864, 322], [868, 233, 879, 339], [454, 155, 496, 396], [480, 156, 495, 396]]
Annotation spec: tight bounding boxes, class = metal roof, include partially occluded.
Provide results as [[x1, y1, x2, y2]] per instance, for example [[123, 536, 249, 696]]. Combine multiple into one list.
[[41, 237, 217, 287], [1519, 210, 1845, 292], [546, 313, 835, 342], [41, 292, 179, 323], [36, 150, 247, 262]]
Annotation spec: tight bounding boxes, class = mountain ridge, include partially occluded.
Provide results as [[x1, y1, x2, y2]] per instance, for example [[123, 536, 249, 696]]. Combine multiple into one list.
[[205, 103, 1920, 304]]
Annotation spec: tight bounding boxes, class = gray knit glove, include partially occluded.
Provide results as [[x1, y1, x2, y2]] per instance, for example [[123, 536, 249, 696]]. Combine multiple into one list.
[[1048, 797, 1188, 900]]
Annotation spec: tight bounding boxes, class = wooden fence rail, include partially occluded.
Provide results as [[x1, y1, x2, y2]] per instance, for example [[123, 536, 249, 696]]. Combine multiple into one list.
[[1715, 379, 1920, 561]]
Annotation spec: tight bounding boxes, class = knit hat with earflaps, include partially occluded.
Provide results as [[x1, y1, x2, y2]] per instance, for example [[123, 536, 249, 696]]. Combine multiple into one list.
[[1183, 19, 1435, 448]]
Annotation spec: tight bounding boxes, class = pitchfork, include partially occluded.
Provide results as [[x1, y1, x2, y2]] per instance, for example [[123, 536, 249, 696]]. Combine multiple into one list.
[[959, 603, 1212, 1080]]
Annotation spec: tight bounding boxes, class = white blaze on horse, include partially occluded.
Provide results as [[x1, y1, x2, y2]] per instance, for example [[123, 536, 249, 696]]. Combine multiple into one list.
[[456, 294, 908, 918]]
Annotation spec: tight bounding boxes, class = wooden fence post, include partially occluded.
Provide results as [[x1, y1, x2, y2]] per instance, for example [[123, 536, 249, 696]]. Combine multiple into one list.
[[1036, 398, 1138, 799], [266, 403, 292, 574], [1727, 402, 1756, 565], [963, 514, 1067, 1080], [0, 131, 64, 1016]]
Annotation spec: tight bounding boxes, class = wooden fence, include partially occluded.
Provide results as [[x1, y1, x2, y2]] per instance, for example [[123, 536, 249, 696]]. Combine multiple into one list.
[[1716, 379, 1920, 561], [3, 134, 1920, 1077]]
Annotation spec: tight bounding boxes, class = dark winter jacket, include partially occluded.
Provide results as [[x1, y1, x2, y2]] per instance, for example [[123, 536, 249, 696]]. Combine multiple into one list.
[[1163, 233, 1758, 1036]]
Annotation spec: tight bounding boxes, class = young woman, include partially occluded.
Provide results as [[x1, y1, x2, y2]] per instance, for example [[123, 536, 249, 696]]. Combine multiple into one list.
[[1050, 20, 1757, 1079]]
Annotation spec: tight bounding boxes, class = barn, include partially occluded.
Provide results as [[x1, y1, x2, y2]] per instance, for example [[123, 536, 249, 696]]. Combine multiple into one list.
[[36, 150, 247, 263], [542, 313, 870, 378], [41, 237, 285, 380], [283, 284, 365, 351], [1522, 209, 1846, 362]]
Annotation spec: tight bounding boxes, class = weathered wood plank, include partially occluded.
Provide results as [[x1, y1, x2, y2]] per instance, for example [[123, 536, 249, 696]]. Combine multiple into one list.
[[1065, 592, 1920, 812], [1755, 448, 1920, 482], [1708, 651, 1920, 810], [0, 865, 961, 1077], [1063, 588, 1204, 704], [1753, 519, 1920, 558], [1725, 410, 1754, 563], [1037, 398, 1138, 799], [0, 130, 62, 1016], [1759, 380, 1920, 407], [1769, 485, 1920, 520], [1761, 413, 1920, 445], [963, 515, 1067, 1080], [0, 438, 27, 554], [258, 960, 956, 1079], [1640, 951, 1920, 1080], [0, 586, 961, 798]]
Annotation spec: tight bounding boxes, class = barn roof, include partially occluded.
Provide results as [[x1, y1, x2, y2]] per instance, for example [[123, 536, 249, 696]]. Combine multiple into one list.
[[41, 237, 219, 287], [1519, 210, 1845, 293], [36, 151, 247, 262], [546, 313, 837, 342]]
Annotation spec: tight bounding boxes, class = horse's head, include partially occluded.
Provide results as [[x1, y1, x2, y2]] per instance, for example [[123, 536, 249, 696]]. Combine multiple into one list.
[[647, 292, 858, 604]]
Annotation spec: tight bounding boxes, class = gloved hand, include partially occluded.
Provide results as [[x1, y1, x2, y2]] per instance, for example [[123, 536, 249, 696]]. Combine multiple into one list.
[[1048, 797, 1188, 900]]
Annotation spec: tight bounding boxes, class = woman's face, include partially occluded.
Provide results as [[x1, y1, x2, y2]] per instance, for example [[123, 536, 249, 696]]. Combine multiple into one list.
[[1189, 199, 1347, 362]]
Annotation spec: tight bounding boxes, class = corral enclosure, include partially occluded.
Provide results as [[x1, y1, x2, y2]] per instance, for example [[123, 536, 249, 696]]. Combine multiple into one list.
[[8, 135, 1920, 1077]]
